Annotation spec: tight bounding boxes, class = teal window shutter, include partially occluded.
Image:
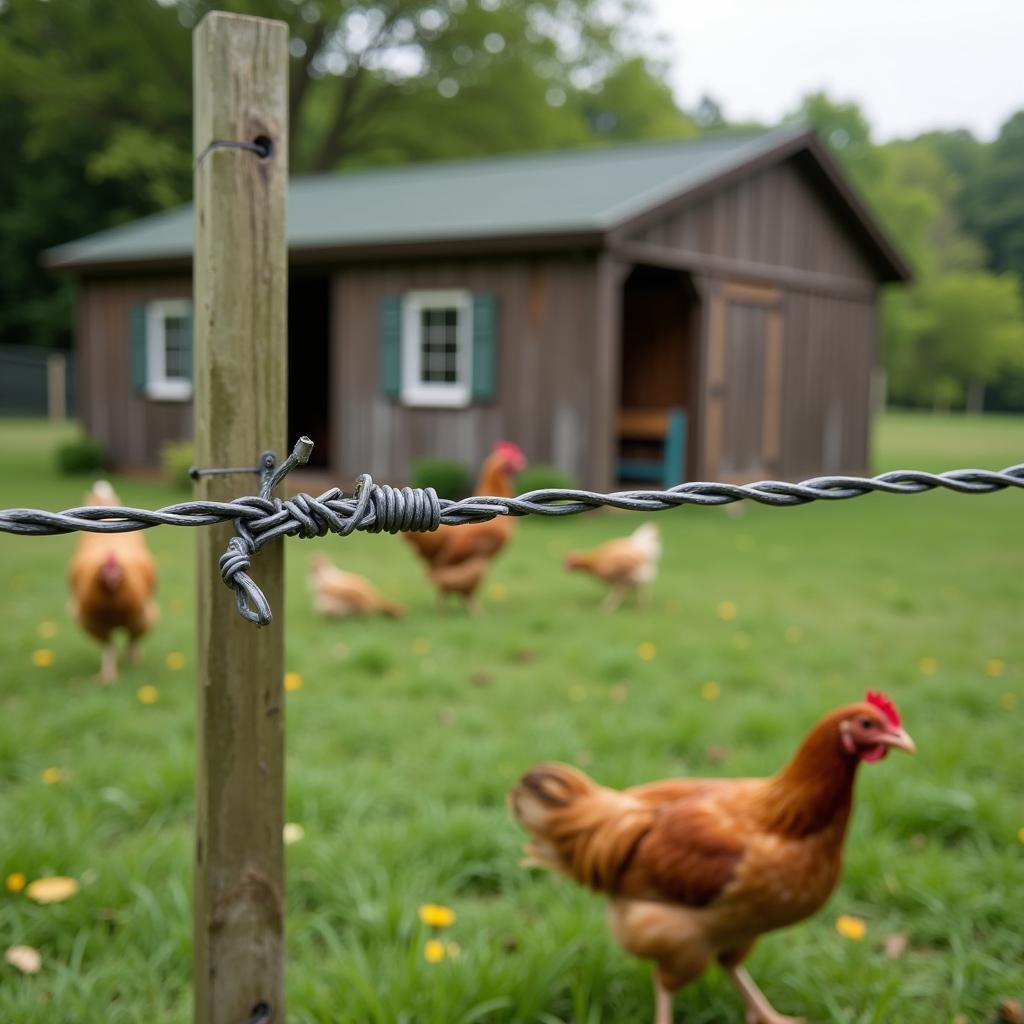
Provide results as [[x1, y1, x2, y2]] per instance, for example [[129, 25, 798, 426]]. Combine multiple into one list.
[[379, 294, 402, 398], [183, 304, 194, 382], [130, 304, 148, 394], [471, 293, 498, 402]]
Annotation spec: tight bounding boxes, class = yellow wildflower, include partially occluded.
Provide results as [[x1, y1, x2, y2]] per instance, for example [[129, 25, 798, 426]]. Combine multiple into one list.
[[136, 685, 159, 705], [1017, 826, 1024, 845], [5, 873, 26, 893], [701, 680, 721, 702], [918, 656, 938, 676], [1001, 692, 1018, 711], [418, 904, 456, 929], [487, 583, 508, 602], [412, 637, 431, 656], [40, 767, 62, 785], [284, 672, 303, 692], [32, 649, 55, 668], [985, 658, 1005, 678], [716, 600, 737, 621], [37, 622, 58, 639], [636, 641, 657, 662], [835, 914, 867, 941], [165, 652, 186, 671], [25, 876, 79, 904], [424, 939, 446, 963]]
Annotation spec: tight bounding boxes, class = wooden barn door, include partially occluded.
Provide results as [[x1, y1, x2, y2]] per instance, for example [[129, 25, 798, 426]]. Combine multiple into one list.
[[704, 282, 783, 481]]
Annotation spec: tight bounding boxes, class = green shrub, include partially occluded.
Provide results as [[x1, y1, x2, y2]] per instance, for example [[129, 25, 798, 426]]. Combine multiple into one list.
[[161, 440, 195, 491], [516, 464, 578, 494], [410, 457, 471, 500], [55, 435, 105, 475]]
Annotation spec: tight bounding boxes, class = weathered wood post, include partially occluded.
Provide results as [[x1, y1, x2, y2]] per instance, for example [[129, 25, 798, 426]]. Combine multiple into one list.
[[193, 13, 288, 1024]]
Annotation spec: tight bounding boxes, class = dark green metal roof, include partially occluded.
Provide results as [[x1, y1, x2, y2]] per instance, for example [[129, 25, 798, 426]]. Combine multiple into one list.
[[44, 126, 908, 280]]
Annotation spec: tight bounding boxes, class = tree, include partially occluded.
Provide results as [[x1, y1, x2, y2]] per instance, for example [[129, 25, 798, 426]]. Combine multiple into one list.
[[886, 273, 1024, 411], [965, 112, 1024, 280], [0, 0, 694, 349]]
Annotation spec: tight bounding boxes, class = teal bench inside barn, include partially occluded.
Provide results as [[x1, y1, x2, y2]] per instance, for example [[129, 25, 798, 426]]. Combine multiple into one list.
[[617, 407, 687, 489]]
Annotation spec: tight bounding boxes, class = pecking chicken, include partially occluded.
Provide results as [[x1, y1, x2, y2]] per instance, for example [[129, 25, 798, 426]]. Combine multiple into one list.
[[68, 481, 159, 683], [565, 522, 661, 610], [510, 692, 915, 1024], [402, 441, 526, 612], [309, 553, 404, 618]]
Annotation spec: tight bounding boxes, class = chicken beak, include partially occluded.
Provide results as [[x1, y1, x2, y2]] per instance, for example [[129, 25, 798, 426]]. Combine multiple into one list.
[[881, 727, 916, 754]]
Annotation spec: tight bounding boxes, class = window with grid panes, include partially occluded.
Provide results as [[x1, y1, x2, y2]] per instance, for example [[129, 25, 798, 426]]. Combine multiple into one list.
[[401, 291, 471, 406]]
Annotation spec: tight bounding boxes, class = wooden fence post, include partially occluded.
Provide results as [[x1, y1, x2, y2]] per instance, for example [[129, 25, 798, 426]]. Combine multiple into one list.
[[193, 14, 288, 1024]]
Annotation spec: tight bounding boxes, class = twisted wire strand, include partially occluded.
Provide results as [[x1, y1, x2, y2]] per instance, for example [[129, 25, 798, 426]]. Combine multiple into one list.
[[3, 463, 1022, 626]]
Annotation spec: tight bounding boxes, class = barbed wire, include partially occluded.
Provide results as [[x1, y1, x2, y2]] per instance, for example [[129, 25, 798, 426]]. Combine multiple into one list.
[[2, 436, 1021, 626]]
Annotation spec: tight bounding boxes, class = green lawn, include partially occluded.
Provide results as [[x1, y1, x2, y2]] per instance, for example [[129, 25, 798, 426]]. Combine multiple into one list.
[[0, 414, 1022, 1023]]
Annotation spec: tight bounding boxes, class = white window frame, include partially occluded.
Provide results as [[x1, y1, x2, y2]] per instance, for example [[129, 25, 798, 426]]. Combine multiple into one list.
[[401, 289, 473, 408], [145, 298, 193, 401]]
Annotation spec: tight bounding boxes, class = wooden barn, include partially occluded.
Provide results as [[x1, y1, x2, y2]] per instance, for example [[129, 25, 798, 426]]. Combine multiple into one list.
[[46, 126, 909, 489]]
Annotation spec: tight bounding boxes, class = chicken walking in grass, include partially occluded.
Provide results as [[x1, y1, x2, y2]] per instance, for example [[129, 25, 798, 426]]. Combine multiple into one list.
[[309, 553, 404, 619], [510, 692, 915, 1024], [68, 481, 158, 683], [403, 441, 526, 613], [564, 522, 661, 611]]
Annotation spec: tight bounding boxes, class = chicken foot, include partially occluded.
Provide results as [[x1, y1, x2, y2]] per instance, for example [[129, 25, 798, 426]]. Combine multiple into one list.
[[727, 966, 804, 1024]]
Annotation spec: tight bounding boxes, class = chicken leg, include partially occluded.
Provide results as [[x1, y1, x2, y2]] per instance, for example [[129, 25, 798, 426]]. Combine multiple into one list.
[[100, 643, 117, 684], [654, 976, 673, 1024], [727, 967, 804, 1024]]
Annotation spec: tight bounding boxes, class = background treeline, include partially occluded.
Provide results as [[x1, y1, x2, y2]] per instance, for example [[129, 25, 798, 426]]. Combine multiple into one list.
[[2, 0, 1022, 411]]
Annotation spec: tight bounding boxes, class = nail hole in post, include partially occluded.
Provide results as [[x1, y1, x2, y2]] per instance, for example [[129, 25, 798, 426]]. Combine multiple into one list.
[[252, 136, 273, 159]]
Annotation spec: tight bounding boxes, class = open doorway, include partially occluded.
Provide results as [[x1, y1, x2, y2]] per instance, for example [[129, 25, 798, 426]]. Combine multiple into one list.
[[288, 273, 331, 469], [617, 265, 699, 486]]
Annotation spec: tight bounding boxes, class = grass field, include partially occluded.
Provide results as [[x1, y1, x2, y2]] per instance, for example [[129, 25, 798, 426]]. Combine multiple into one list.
[[0, 414, 1022, 1023]]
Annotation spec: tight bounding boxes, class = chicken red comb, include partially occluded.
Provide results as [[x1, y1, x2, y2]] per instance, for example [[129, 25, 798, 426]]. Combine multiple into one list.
[[494, 440, 524, 458], [866, 690, 901, 728]]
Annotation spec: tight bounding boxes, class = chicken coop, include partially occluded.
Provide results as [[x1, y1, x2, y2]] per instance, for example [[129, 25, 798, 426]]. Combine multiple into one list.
[[46, 125, 908, 489]]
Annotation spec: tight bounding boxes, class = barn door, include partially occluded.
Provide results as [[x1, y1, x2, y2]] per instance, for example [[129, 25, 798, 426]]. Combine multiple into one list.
[[704, 282, 783, 481]]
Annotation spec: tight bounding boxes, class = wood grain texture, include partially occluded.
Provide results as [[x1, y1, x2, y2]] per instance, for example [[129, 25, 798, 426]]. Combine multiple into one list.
[[330, 254, 612, 489], [192, 13, 288, 1024], [75, 276, 194, 466]]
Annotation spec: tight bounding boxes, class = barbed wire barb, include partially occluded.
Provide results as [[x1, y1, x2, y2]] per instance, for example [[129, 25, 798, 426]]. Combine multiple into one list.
[[1, 439, 1021, 626]]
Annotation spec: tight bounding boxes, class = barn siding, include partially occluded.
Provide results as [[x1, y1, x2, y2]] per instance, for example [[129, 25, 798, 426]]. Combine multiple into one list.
[[77, 276, 194, 468], [331, 254, 607, 488], [636, 158, 879, 284], [627, 157, 880, 479]]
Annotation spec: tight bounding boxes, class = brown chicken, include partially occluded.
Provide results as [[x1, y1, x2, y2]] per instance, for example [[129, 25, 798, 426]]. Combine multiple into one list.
[[565, 522, 661, 610], [403, 441, 527, 611], [68, 481, 159, 683], [309, 553, 404, 618], [510, 692, 915, 1024]]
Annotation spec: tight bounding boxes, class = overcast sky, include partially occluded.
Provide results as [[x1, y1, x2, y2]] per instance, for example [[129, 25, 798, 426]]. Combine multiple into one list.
[[645, 0, 1023, 141]]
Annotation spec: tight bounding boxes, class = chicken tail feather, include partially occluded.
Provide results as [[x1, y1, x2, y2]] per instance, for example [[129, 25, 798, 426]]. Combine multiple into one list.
[[509, 763, 654, 893]]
